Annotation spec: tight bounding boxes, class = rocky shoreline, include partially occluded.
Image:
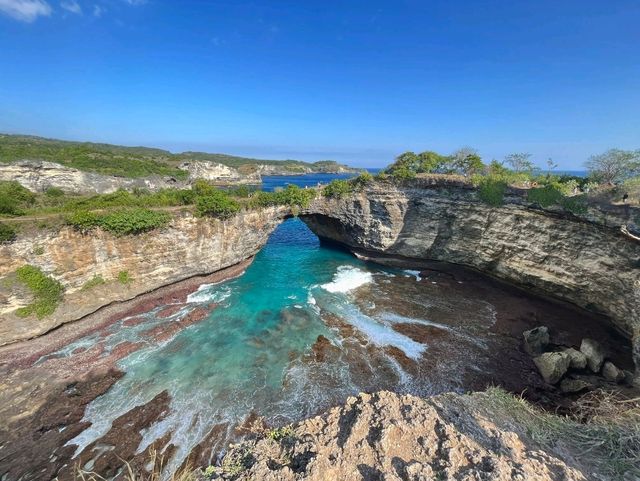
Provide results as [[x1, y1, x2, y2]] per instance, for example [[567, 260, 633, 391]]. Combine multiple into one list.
[[0, 259, 255, 481], [300, 178, 640, 378]]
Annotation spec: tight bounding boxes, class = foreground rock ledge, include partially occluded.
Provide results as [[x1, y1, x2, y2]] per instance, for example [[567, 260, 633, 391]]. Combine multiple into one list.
[[223, 390, 589, 481]]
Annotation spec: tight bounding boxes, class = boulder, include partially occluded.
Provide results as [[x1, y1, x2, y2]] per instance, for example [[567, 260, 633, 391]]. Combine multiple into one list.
[[602, 361, 625, 383], [559, 378, 591, 393], [523, 326, 549, 356], [533, 352, 571, 384], [580, 338, 605, 373], [563, 348, 587, 369]]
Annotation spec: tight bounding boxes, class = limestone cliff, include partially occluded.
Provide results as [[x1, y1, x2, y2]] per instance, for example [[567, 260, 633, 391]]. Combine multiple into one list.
[[178, 160, 261, 184], [301, 178, 640, 372], [0, 159, 260, 194], [0, 206, 288, 344]]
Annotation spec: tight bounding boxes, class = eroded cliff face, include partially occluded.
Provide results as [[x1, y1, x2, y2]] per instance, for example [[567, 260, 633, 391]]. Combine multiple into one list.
[[301, 179, 640, 371], [0, 207, 288, 344], [0, 159, 260, 194]]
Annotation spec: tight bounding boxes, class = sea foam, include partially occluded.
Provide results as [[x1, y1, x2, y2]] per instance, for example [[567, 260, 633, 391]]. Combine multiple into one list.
[[321, 266, 373, 293]]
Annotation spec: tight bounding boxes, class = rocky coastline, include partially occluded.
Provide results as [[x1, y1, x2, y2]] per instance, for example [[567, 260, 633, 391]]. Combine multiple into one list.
[[300, 178, 640, 378], [1, 177, 639, 481]]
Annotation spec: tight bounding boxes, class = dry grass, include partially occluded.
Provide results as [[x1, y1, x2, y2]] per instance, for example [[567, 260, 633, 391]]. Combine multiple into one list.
[[484, 387, 640, 479], [74, 449, 200, 481]]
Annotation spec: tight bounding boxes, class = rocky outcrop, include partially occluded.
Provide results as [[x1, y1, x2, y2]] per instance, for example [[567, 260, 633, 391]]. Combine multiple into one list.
[[178, 161, 260, 184], [300, 179, 640, 374], [0, 207, 288, 344], [0, 160, 259, 194], [219, 390, 589, 481]]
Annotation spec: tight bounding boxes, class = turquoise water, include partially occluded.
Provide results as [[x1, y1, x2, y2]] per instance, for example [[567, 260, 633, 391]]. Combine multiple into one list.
[[51, 217, 503, 474], [61, 219, 434, 473]]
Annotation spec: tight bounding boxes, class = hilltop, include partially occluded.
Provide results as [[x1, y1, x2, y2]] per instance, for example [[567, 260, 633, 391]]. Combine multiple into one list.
[[0, 134, 356, 179]]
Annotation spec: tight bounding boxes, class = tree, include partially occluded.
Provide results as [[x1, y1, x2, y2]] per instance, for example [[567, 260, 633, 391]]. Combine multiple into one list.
[[505, 153, 534, 174], [585, 149, 640, 185], [450, 147, 484, 176], [393, 152, 420, 171], [417, 151, 448, 173]]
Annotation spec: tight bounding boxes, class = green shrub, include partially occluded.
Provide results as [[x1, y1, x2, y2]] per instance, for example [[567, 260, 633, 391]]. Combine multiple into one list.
[[390, 166, 417, 181], [528, 185, 588, 214], [66, 208, 170, 235], [15, 265, 64, 318], [323, 179, 353, 198], [273, 184, 316, 208], [560, 195, 588, 215], [352, 171, 374, 188], [81, 275, 106, 291], [0, 181, 35, 215], [44, 186, 65, 197], [117, 270, 133, 285], [527, 185, 564, 208], [65, 210, 100, 232], [477, 178, 507, 206], [0, 222, 17, 242], [99, 208, 170, 236], [195, 190, 240, 218], [267, 425, 294, 442]]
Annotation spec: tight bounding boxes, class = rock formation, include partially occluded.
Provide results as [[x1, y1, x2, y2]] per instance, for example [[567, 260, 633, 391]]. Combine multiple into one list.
[[0, 159, 259, 194], [219, 390, 589, 481], [300, 178, 640, 375], [0, 207, 288, 344]]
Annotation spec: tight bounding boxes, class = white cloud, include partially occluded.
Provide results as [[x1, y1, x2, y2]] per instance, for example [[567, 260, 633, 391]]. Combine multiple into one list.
[[60, 0, 81, 14], [92, 3, 103, 17], [123, 0, 145, 4], [0, 0, 52, 22]]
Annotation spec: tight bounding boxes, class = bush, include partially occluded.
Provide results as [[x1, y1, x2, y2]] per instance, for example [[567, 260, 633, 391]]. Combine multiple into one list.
[[99, 208, 171, 236], [390, 166, 417, 181], [528, 185, 587, 214], [195, 190, 240, 218], [323, 179, 353, 198], [272, 184, 316, 208], [527, 185, 564, 208], [0, 181, 35, 215], [477, 178, 507, 206], [44, 187, 65, 197], [65, 210, 100, 232], [0, 222, 17, 242], [15, 265, 64, 318], [65, 208, 170, 235], [352, 171, 374, 188]]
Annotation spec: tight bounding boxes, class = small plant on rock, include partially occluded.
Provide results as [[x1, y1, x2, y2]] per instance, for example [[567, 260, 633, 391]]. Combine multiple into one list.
[[267, 425, 294, 442], [117, 270, 133, 285]]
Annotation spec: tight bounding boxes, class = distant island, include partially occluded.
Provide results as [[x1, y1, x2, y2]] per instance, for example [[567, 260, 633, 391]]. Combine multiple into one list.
[[0, 134, 357, 180]]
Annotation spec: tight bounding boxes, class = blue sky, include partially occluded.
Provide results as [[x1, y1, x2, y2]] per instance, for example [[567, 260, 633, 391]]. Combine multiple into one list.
[[0, 0, 638, 168]]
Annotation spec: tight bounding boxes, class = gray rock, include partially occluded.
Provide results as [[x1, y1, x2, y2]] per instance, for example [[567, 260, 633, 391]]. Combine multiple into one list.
[[533, 352, 571, 384], [580, 338, 605, 373], [602, 361, 625, 383], [523, 326, 549, 356], [559, 378, 591, 393], [563, 348, 587, 369]]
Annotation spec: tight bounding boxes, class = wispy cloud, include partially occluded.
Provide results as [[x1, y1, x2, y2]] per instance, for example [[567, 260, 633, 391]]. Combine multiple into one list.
[[92, 3, 103, 17], [123, 0, 145, 5], [60, 0, 80, 15], [0, 0, 52, 22]]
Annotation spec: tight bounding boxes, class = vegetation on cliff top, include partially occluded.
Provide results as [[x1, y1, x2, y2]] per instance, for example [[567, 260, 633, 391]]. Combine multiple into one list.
[[0, 179, 318, 238], [0, 134, 353, 178], [14, 265, 64, 319]]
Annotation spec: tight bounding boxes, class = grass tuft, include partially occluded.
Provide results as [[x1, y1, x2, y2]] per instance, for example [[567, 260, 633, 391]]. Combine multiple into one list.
[[14, 265, 64, 318]]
